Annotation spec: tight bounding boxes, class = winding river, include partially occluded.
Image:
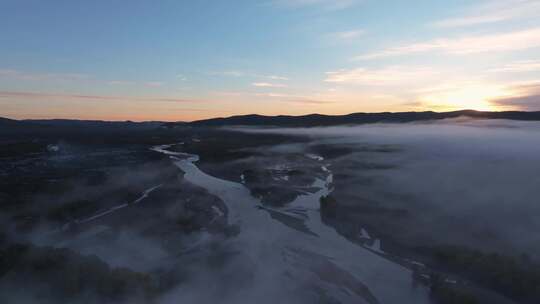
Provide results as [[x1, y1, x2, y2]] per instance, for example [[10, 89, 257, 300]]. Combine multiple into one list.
[[153, 144, 430, 304]]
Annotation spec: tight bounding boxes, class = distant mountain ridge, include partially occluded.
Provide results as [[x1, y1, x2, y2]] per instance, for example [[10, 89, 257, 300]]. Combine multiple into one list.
[[24, 119, 163, 129], [0, 118, 167, 137], [186, 110, 540, 127], [3, 110, 540, 130], [0, 117, 163, 129], [0, 117, 22, 125]]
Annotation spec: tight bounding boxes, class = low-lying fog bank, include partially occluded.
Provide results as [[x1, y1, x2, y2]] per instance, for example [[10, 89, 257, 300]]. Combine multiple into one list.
[[235, 118, 540, 258], [2, 121, 538, 304]]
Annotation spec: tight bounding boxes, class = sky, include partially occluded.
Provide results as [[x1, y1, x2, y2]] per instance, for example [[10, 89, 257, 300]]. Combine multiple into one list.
[[1, 0, 540, 121]]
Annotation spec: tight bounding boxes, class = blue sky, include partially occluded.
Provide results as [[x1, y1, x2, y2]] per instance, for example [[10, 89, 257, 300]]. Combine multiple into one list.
[[1, 0, 540, 121]]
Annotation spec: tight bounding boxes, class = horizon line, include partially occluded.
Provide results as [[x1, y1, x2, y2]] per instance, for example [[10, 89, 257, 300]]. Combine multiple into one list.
[[2, 109, 539, 124]]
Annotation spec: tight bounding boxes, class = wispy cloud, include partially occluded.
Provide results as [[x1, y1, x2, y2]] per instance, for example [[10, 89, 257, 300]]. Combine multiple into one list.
[[107, 80, 135, 86], [433, 0, 540, 28], [144, 81, 165, 87], [265, 75, 289, 80], [325, 66, 438, 86], [273, 0, 360, 10], [490, 81, 540, 110], [0, 90, 199, 103], [416, 82, 512, 111], [214, 91, 332, 104], [109, 80, 168, 87], [209, 70, 246, 77], [252, 82, 288, 88], [411, 79, 540, 111], [329, 29, 365, 41], [285, 98, 333, 104], [0, 68, 170, 89], [211, 70, 289, 81], [489, 60, 540, 73], [255, 92, 333, 104], [0, 69, 89, 82], [253, 92, 297, 98], [491, 94, 540, 110], [356, 28, 540, 60]]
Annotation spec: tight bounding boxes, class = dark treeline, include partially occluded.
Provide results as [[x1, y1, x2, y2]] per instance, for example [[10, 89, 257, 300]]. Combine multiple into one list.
[[420, 245, 540, 303], [0, 243, 158, 303], [183, 110, 540, 127]]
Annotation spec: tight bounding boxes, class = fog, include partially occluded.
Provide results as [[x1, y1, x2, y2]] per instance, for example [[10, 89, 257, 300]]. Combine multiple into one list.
[[3, 120, 539, 303], [240, 119, 540, 257]]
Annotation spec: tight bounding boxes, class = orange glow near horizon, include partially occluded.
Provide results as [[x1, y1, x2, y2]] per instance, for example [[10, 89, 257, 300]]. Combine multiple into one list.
[[0, 80, 534, 122], [0, 96, 526, 122], [417, 85, 514, 112]]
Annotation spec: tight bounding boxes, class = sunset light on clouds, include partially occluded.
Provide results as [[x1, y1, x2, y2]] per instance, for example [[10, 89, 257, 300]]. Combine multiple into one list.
[[1, 0, 540, 121]]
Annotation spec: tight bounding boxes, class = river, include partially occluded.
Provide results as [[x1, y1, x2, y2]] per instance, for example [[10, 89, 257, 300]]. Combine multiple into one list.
[[154, 144, 430, 304]]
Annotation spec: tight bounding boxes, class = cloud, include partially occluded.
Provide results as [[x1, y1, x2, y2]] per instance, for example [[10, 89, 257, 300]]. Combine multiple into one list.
[[0, 69, 89, 82], [410, 80, 540, 111], [330, 29, 365, 41], [214, 91, 332, 104], [322, 63, 533, 111], [433, 0, 540, 28], [273, 0, 360, 10], [491, 94, 540, 110], [108, 80, 169, 87], [211, 70, 289, 81], [490, 82, 540, 110], [253, 92, 332, 103], [265, 75, 289, 81], [107, 80, 135, 86], [488, 60, 540, 73], [0, 90, 200, 103], [0, 68, 170, 88], [145, 81, 164, 87], [325, 66, 438, 86], [252, 82, 288, 88], [417, 83, 512, 111], [286, 98, 333, 104], [209, 70, 246, 77], [356, 27, 540, 60], [109, 80, 169, 87]]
